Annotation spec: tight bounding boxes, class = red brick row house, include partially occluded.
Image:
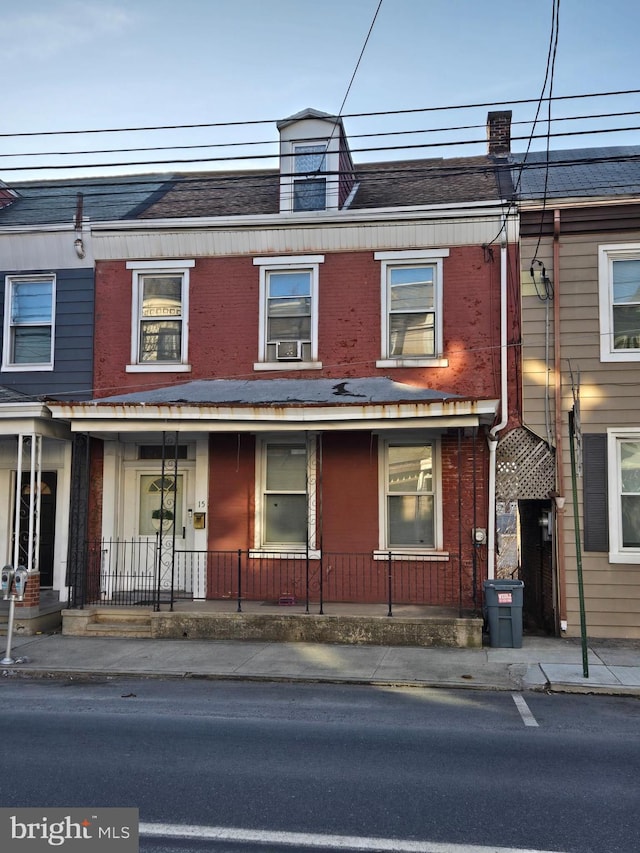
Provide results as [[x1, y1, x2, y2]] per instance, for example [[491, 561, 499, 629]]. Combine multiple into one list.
[[46, 109, 519, 614]]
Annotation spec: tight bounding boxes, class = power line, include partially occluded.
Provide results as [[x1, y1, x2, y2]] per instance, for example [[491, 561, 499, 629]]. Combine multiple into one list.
[[1, 109, 638, 162], [4, 123, 640, 175], [4, 151, 640, 222], [1, 88, 639, 139]]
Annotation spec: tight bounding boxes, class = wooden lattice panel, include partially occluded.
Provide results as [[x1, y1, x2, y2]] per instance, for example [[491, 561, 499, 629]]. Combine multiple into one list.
[[496, 428, 555, 501]]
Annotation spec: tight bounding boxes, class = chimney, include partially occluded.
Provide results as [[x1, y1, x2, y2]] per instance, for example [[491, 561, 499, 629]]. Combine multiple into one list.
[[487, 111, 512, 157]]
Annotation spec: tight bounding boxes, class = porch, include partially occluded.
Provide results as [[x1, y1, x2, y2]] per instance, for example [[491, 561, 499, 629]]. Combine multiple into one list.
[[63, 542, 484, 647], [62, 600, 483, 648]]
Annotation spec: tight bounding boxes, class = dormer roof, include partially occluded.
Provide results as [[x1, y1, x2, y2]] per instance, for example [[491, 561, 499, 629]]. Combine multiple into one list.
[[276, 108, 340, 130]]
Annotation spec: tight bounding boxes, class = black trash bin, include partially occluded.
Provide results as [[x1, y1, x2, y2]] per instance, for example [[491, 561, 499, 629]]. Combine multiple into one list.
[[483, 579, 524, 648]]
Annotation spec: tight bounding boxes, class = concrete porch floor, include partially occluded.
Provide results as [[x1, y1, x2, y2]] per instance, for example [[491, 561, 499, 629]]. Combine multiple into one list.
[[62, 600, 484, 648]]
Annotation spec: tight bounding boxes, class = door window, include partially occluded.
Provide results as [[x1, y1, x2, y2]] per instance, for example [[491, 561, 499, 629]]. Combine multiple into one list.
[[139, 474, 183, 536]]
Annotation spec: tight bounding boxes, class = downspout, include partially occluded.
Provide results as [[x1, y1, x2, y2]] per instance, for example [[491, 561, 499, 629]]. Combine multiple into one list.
[[487, 239, 509, 579], [553, 208, 567, 630]]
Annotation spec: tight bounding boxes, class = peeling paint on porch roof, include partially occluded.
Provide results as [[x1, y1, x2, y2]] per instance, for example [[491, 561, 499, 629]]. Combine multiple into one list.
[[91, 378, 465, 406], [48, 378, 499, 432]]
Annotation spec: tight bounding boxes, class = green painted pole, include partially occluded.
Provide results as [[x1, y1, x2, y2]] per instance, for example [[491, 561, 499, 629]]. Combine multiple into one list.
[[568, 408, 589, 678]]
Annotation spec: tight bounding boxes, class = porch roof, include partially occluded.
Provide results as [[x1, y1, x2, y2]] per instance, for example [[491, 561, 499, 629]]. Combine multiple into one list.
[[47, 378, 499, 433]]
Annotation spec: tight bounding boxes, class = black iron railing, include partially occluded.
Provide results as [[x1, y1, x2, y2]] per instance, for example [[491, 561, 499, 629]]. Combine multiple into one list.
[[71, 541, 471, 615]]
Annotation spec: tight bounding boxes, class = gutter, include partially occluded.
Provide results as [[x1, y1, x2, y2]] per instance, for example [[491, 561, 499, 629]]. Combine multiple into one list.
[[487, 240, 509, 579], [87, 200, 515, 233], [553, 208, 567, 630]]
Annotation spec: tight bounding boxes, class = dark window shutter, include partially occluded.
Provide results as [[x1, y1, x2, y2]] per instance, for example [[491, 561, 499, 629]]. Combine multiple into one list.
[[583, 433, 609, 552]]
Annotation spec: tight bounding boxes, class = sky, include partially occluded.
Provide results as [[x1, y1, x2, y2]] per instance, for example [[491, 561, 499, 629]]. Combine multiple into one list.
[[2, 0, 640, 181]]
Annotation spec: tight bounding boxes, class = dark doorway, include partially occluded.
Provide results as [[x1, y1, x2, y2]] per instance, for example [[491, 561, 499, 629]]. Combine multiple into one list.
[[18, 471, 57, 587], [518, 499, 555, 634]]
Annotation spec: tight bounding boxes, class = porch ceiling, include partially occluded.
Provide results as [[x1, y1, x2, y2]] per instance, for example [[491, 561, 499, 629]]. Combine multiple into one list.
[[47, 377, 499, 433]]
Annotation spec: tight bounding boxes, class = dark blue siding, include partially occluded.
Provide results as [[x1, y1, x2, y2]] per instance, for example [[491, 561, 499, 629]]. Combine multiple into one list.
[[0, 268, 94, 400]]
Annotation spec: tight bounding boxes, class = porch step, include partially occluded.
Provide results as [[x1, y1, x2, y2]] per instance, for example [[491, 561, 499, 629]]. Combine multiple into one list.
[[85, 609, 153, 638]]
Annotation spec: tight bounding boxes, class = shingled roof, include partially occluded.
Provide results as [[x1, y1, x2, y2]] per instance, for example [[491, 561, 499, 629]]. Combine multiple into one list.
[[512, 146, 640, 201], [0, 173, 173, 226], [137, 155, 503, 219]]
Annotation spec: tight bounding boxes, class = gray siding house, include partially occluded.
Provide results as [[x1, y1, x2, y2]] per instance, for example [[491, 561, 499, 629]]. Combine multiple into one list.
[[0, 176, 168, 629]]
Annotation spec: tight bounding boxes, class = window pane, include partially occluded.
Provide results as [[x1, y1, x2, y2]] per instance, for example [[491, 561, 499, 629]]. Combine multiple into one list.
[[265, 494, 307, 544], [12, 326, 52, 364], [266, 444, 307, 490], [390, 268, 433, 312], [268, 316, 311, 341], [139, 474, 183, 536], [268, 297, 312, 318], [294, 145, 326, 173], [11, 280, 52, 324], [390, 313, 434, 356], [293, 178, 326, 211], [141, 276, 182, 318], [388, 495, 434, 547], [613, 305, 640, 349], [390, 282, 433, 313], [140, 320, 182, 361], [620, 442, 640, 492], [612, 259, 640, 304], [388, 445, 433, 493], [622, 496, 640, 547], [268, 272, 311, 299]]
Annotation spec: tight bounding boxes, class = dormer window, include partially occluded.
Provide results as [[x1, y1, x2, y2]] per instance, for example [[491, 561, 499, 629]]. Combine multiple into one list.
[[277, 108, 355, 214], [293, 144, 327, 211]]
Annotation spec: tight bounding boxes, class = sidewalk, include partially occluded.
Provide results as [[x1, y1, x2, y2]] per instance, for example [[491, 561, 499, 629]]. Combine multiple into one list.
[[2, 632, 640, 695]]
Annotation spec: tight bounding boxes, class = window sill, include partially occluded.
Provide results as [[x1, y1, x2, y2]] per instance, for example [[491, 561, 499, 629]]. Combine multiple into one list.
[[1, 363, 54, 372], [249, 549, 322, 560], [600, 351, 640, 363], [126, 363, 192, 373], [253, 361, 323, 371], [608, 551, 640, 564], [373, 550, 449, 561], [376, 358, 448, 368]]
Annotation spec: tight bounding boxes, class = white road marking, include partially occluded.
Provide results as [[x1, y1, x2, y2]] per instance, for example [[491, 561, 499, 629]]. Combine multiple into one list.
[[139, 821, 563, 852], [512, 692, 539, 727]]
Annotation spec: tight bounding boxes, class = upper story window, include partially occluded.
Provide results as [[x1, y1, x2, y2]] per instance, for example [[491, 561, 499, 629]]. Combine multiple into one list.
[[375, 250, 449, 368], [253, 255, 323, 371], [598, 245, 640, 362], [293, 144, 327, 211], [2, 275, 55, 371], [126, 260, 194, 373]]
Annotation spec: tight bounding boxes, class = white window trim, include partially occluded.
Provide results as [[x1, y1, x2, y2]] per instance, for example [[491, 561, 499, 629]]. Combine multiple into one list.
[[2, 274, 56, 372], [253, 434, 319, 555], [374, 249, 449, 367], [598, 244, 640, 363], [279, 138, 340, 213], [126, 260, 194, 372], [253, 255, 324, 371], [607, 428, 640, 563], [377, 435, 444, 554]]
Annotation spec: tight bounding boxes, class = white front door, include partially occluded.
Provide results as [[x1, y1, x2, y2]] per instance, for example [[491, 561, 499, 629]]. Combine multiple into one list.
[[120, 464, 196, 597]]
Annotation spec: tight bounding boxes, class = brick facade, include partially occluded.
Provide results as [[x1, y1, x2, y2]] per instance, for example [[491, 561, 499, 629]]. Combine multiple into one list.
[[93, 247, 505, 399]]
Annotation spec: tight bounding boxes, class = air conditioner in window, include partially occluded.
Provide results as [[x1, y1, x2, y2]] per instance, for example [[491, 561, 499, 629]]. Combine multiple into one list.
[[275, 340, 304, 361]]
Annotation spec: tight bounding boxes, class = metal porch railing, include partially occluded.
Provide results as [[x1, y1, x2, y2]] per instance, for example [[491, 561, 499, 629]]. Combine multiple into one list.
[[70, 541, 474, 615]]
